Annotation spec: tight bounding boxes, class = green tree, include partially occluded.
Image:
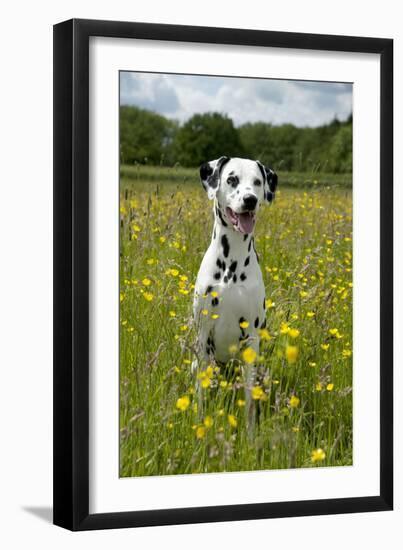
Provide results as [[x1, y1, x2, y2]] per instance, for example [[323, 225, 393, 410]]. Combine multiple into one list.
[[120, 105, 178, 165], [327, 124, 353, 173], [173, 112, 244, 167]]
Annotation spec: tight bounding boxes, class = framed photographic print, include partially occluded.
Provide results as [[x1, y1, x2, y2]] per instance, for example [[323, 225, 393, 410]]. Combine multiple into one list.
[[53, 19, 393, 530]]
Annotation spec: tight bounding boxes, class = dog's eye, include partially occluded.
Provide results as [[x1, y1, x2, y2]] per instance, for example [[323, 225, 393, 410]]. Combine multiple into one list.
[[253, 179, 262, 187], [227, 176, 236, 186]]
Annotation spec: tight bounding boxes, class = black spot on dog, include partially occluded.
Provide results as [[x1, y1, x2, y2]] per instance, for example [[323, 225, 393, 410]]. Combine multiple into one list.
[[224, 276, 228, 283], [200, 162, 213, 182], [254, 317, 259, 328], [233, 274, 237, 283], [252, 238, 260, 263], [239, 317, 246, 325], [206, 285, 213, 294], [243, 234, 248, 241], [221, 234, 230, 258], [216, 258, 223, 269], [227, 175, 239, 188], [214, 272, 221, 280], [213, 227, 216, 239], [244, 256, 250, 267], [230, 261, 237, 273], [216, 206, 228, 227], [200, 157, 230, 192], [263, 297, 266, 309], [260, 319, 267, 329], [212, 297, 219, 307], [240, 272, 246, 281], [248, 239, 252, 252], [267, 170, 278, 193]]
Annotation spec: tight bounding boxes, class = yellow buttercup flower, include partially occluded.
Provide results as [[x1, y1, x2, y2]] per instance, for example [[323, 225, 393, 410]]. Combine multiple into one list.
[[142, 278, 151, 286], [251, 386, 265, 400], [242, 347, 257, 364], [258, 328, 271, 341], [169, 311, 176, 317], [204, 416, 213, 428], [321, 343, 330, 351], [237, 399, 246, 407], [205, 365, 214, 377], [326, 383, 334, 391], [228, 414, 238, 428], [288, 328, 300, 339], [311, 448, 326, 463], [198, 367, 213, 389], [210, 291, 219, 298], [285, 345, 299, 364], [176, 395, 190, 411], [201, 309, 208, 316], [211, 314, 220, 320], [143, 292, 154, 302], [289, 395, 300, 408], [239, 320, 249, 329], [196, 426, 206, 439], [280, 322, 290, 334], [201, 377, 211, 389]]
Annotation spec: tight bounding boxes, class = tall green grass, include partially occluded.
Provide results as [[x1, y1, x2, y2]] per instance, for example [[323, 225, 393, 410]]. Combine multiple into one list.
[[119, 176, 353, 477]]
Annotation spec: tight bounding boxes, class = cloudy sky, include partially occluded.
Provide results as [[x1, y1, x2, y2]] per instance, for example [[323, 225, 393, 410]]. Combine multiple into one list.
[[120, 71, 352, 128]]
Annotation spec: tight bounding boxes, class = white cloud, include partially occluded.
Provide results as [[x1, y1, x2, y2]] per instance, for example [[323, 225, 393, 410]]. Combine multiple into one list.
[[120, 72, 352, 127]]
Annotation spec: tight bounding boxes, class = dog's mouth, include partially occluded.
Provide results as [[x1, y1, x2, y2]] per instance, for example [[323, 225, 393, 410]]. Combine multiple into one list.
[[225, 207, 256, 234]]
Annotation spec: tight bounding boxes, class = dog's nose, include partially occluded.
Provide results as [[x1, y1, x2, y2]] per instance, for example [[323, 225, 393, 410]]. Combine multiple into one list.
[[243, 194, 258, 211]]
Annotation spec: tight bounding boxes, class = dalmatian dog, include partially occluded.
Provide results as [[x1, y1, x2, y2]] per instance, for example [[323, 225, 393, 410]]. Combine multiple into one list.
[[193, 156, 278, 427]]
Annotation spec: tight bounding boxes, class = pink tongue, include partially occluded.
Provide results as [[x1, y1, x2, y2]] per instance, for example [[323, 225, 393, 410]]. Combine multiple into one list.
[[238, 212, 255, 234]]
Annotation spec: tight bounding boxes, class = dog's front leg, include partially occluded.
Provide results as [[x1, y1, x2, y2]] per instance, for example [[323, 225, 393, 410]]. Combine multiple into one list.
[[243, 340, 259, 438]]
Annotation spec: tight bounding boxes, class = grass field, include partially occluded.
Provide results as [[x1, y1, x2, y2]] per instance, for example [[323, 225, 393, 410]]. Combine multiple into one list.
[[119, 167, 353, 477]]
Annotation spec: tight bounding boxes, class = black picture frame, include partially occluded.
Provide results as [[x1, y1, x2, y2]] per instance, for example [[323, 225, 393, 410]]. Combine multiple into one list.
[[53, 18, 393, 531]]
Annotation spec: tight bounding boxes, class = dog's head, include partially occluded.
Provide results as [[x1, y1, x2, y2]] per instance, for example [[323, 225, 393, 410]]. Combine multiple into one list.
[[200, 157, 278, 234]]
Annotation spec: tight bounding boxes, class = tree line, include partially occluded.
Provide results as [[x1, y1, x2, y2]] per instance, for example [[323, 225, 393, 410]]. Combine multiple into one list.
[[120, 105, 352, 173]]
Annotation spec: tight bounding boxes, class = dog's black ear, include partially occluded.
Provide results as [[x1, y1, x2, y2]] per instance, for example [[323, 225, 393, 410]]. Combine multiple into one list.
[[256, 161, 278, 202], [200, 156, 230, 199]]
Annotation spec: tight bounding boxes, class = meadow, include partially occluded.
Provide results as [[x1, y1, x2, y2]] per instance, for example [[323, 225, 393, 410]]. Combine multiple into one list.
[[119, 166, 353, 477]]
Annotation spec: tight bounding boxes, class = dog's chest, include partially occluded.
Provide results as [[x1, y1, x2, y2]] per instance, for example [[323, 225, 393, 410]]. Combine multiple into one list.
[[195, 236, 266, 362]]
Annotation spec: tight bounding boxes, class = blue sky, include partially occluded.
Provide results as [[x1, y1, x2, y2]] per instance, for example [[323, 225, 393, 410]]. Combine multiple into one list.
[[120, 72, 352, 128]]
